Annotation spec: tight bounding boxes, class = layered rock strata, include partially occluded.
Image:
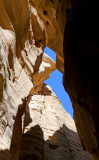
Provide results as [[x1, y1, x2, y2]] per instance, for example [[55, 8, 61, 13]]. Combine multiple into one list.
[[29, 0, 68, 73], [0, 1, 45, 159], [29, 0, 99, 159], [0, 0, 97, 160], [20, 83, 92, 160]]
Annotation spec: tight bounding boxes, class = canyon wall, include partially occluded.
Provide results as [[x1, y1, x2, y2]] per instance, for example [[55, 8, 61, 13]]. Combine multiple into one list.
[[63, 1, 99, 160], [19, 84, 92, 160], [0, 0, 98, 160], [31, 0, 99, 159]]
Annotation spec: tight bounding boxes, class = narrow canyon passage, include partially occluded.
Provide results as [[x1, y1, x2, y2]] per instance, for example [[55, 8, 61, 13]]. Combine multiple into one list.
[[0, 0, 98, 160]]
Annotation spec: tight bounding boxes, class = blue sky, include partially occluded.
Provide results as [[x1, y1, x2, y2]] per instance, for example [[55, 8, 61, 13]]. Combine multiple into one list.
[[44, 47, 73, 118]]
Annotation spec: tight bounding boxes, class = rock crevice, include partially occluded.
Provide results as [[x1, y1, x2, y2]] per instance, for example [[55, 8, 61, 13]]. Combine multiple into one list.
[[0, 0, 97, 160]]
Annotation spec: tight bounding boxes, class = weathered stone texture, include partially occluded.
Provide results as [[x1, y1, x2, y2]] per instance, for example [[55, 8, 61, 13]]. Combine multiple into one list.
[[31, 53, 56, 94], [29, 0, 68, 73], [0, 1, 45, 159], [0, 0, 96, 160], [63, 0, 99, 159], [20, 84, 92, 160]]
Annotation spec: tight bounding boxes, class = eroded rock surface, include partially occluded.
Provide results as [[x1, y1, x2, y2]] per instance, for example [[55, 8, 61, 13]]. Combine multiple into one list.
[[0, 1, 45, 159], [63, 0, 99, 159], [29, 0, 69, 73], [29, 1, 99, 159], [20, 84, 92, 160], [0, 0, 96, 160]]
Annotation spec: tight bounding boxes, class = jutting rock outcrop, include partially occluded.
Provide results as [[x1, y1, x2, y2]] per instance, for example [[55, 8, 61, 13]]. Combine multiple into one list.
[[0, 9, 91, 158], [19, 84, 92, 160], [30, 0, 99, 159], [0, 1, 45, 158], [0, 0, 97, 160], [29, 0, 67, 73]]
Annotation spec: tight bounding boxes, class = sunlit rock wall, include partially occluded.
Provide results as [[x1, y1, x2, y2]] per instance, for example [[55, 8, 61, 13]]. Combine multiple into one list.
[[0, 1, 45, 159], [0, 0, 95, 160], [19, 84, 92, 160], [29, 0, 68, 73], [31, 1, 99, 159]]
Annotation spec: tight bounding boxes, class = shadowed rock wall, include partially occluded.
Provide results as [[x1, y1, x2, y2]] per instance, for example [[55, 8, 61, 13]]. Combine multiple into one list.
[[63, 0, 99, 159], [31, 0, 99, 159], [0, 0, 98, 160]]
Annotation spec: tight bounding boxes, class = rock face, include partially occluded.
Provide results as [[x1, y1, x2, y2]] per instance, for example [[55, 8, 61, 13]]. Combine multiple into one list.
[[0, 0, 97, 160], [20, 83, 92, 160], [0, 3, 44, 152], [29, 0, 67, 73], [0, 1, 46, 159], [31, 0, 99, 159], [63, 0, 99, 159]]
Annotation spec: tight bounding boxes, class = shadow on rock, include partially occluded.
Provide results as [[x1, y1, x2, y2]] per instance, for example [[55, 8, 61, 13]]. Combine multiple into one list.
[[19, 125, 45, 160], [0, 124, 92, 160], [45, 124, 92, 160], [38, 83, 52, 96], [10, 98, 27, 159]]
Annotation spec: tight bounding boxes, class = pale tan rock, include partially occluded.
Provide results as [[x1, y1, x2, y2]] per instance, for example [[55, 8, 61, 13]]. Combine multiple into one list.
[[0, 26, 41, 151], [0, 0, 29, 58], [30, 6, 45, 48], [31, 53, 56, 94], [0, 3, 45, 159], [0, 1, 94, 160], [20, 83, 92, 160], [29, 0, 69, 73]]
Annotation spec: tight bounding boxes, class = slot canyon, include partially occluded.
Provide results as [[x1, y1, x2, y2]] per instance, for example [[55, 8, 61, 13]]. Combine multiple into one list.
[[0, 0, 98, 160]]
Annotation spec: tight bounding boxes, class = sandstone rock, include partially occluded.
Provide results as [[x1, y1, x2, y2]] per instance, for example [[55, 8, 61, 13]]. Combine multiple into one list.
[[20, 83, 92, 160], [2, 0, 29, 58], [0, 2, 45, 159], [31, 53, 56, 94], [63, 0, 99, 159], [30, 6, 45, 48], [0, 0, 97, 160], [0, 3, 56, 159], [29, 0, 69, 73], [0, 26, 42, 159]]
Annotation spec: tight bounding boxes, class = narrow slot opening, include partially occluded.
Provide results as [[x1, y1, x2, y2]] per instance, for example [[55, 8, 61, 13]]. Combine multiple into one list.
[[44, 47, 73, 118]]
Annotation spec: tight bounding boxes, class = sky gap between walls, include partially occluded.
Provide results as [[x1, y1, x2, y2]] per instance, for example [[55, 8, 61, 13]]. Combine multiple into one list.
[[44, 47, 73, 118]]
